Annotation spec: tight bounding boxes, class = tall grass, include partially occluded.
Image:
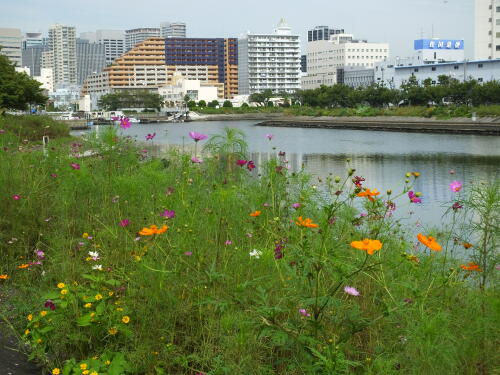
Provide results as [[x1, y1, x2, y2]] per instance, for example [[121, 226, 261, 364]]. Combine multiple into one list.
[[0, 124, 498, 374]]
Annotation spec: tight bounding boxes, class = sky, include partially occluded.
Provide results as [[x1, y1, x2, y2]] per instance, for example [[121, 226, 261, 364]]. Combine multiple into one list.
[[0, 0, 475, 58]]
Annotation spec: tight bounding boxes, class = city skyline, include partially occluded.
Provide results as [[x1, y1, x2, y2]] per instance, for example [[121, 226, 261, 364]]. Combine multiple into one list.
[[0, 0, 474, 58]]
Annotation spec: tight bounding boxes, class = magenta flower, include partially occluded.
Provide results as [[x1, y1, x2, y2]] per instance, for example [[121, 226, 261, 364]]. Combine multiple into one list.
[[70, 163, 80, 170], [44, 299, 56, 311], [145, 133, 156, 141], [120, 117, 131, 129], [12, 194, 21, 200], [119, 219, 130, 227], [299, 308, 311, 317], [344, 286, 360, 296], [188, 132, 208, 142], [452, 202, 463, 211], [160, 209, 176, 219], [266, 133, 274, 140], [184, 251, 193, 256], [292, 203, 301, 209], [449, 180, 462, 192], [236, 160, 247, 166], [408, 191, 422, 203], [34, 250, 45, 259], [247, 161, 255, 171], [224, 240, 232, 245], [50, 173, 58, 178], [191, 156, 202, 164]]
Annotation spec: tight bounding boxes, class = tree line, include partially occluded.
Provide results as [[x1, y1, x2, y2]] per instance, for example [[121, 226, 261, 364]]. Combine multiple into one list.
[[293, 75, 500, 108]]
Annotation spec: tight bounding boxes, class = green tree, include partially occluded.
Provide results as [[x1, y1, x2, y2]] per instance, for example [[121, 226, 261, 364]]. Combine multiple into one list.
[[207, 100, 219, 108], [249, 89, 273, 106], [197, 100, 207, 107], [98, 90, 163, 111], [222, 100, 233, 108], [0, 53, 47, 111]]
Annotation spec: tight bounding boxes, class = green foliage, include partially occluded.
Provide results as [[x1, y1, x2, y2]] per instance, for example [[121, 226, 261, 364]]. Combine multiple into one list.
[[98, 90, 163, 111], [0, 53, 47, 110], [207, 100, 219, 108], [249, 89, 273, 106], [222, 100, 233, 108], [0, 114, 69, 140], [197, 100, 207, 107], [0, 130, 498, 374]]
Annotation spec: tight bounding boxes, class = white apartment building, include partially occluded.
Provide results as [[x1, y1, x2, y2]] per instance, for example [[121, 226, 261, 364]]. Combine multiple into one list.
[[47, 24, 77, 85], [158, 75, 218, 105], [475, 0, 500, 59], [302, 33, 389, 89], [160, 22, 186, 38], [0, 28, 22, 65], [125, 28, 160, 51], [238, 19, 301, 95], [80, 30, 125, 65]]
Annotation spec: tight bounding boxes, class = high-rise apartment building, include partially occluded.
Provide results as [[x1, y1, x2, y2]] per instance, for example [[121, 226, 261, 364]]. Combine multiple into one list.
[[475, 0, 500, 59], [238, 19, 301, 95], [164, 38, 238, 98], [125, 28, 160, 51], [308, 26, 345, 42], [80, 30, 125, 65], [22, 45, 46, 76], [161, 22, 186, 38], [302, 31, 389, 89], [46, 24, 77, 85], [76, 39, 106, 85], [0, 28, 22, 65]]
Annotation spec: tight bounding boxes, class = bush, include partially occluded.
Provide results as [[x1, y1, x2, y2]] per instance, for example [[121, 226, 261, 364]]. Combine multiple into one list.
[[0, 114, 69, 140]]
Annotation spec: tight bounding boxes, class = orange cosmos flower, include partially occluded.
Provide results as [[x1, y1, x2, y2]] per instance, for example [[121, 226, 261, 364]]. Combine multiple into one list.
[[350, 239, 383, 255], [139, 225, 168, 236], [463, 243, 473, 249], [249, 210, 261, 217], [17, 264, 30, 269], [357, 188, 380, 202], [460, 262, 482, 272], [0, 274, 8, 280], [295, 216, 319, 228], [417, 233, 442, 251]]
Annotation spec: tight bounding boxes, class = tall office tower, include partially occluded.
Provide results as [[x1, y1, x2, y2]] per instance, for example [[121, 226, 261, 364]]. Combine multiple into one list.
[[301, 30, 389, 89], [76, 39, 106, 85], [80, 30, 125, 65], [160, 22, 186, 38], [475, 0, 500, 59], [22, 45, 46, 76], [47, 24, 77, 85], [23, 32, 45, 48], [0, 28, 22, 65], [238, 19, 301, 95], [307, 25, 345, 42], [125, 28, 160, 51], [164, 37, 238, 98]]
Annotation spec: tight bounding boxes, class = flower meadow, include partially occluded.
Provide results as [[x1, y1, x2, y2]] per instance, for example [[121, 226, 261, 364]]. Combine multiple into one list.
[[0, 121, 499, 375]]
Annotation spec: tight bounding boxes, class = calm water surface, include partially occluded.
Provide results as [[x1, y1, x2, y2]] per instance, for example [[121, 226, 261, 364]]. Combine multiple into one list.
[[84, 120, 500, 228]]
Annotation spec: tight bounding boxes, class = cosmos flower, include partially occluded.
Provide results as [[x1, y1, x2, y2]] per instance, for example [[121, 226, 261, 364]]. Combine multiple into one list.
[[408, 191, 422, 204], [249, 249, 262, 258], [295, 216, 319, 228], [191, 157, 202, 164], [357, 188, 380, 202], [70, 163, 80, 170], [119, 219, 130, 227], [120, 117, 131, 129], [344, 286, 360, 296], [417, 233, 442, 251], [350, 239, 383, 255], [298, 308, 311, 317], [145, 133, 156, 141], [449, 180, 463, 192], [188, 132, 208, 142], [160, 210, 176, 219], [265, 134, 274, 140], [236, 160, 247, 166]]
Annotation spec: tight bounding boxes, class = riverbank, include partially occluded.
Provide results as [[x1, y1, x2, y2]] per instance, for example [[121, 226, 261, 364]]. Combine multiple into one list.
[[190, 113, 500, 135]]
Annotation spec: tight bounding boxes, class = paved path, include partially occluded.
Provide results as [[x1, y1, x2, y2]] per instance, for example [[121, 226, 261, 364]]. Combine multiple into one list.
[[0, 327, 42, 375]]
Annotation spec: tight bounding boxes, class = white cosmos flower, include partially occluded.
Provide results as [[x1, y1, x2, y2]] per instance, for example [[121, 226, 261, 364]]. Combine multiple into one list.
[[92, 264, 103, 271], [249, 249, 262, 259], [88, 251, 100, 260]]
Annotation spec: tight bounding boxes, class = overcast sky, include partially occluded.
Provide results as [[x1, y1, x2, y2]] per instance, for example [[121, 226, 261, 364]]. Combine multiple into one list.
[[0, 0, 474, 58]]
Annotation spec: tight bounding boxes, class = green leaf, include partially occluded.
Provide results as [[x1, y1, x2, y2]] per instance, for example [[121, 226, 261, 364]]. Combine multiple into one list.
[[76, 314, 92, 327]]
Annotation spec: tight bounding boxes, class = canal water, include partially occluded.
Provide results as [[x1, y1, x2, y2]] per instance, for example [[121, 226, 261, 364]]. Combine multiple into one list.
[[83, 120, 500, 228]]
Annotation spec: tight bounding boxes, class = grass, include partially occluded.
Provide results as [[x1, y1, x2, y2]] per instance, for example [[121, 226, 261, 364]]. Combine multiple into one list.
[[0, 121, 498, 375], [0, 114, 70, 141], [195, 105, 500, 119]]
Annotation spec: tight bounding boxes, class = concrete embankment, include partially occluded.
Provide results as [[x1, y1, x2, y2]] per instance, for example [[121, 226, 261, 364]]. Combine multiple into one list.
[[191, 113, 500, 135]]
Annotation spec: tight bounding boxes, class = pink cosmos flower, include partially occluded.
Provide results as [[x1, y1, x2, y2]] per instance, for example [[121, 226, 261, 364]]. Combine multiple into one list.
[[344, 286, 360, 296], [408, 191, 422, 204], [160, 210, 176, 219], [12, 195, 21, 200], [191, 157, 202, 164], [299, 308, 311, 317], [452, 202, 463, 211], [120, 117, 131, 129], [145, 133, 156, 141], [266, 134, 274, 140], [119, 219, 130, 227], [0, 129, 5, 134], [184, 251, 193, 256], [50, 173, 58, 178], [449, 180, 462, 192], [34, 250, 45, 259], [292, 203, 301, 209], [236, 160, 247, 166], [70, 163, 80, 170], [188, 132, 208, 142], [224, 240, 232, 245]]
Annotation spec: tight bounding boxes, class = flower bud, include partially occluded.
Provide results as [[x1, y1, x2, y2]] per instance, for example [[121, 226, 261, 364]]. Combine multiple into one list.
[[387, 189, 392, 195], [348, 168, 355, 176], [334, 176, 341, 183], [405, 172, 411, 178], [415, 192, 422, 197]]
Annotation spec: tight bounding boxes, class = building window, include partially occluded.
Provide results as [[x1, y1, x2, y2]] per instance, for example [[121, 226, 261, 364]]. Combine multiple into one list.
[[414, 68, 419, 72], [454, 65, 459, 70], [497, 19, 500, 25], [431, 67, 436, 71], [478, 64, 483, 68], [478, 78, 483, 82], [497, 6, 500, 12], [497, 45, 500, 51]]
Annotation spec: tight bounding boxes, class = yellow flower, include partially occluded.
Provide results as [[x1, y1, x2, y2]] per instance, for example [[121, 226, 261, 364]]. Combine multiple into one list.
[[108, 327, 118, 335], [40, 311, 47, 317], [36, 338, 42, 344], [57, 282, 65, 289], [27, 314, 33, 321], [122, 316, 130, 324], [82, 232, 89, 239], [90, 372, 98, 375], [80, 363, 88, 370], [90, 312, 96, 318], [95, 294, 103, 300], [116, 307, 123, 311], [52, 368, 60, 375], [108, 291, 114, 296], [24, 329, 30, 335], [82, 371, 89, 375], [60, 289, 68, 295], [105, 360, 111, 365], [84, 303, 92, 308]]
